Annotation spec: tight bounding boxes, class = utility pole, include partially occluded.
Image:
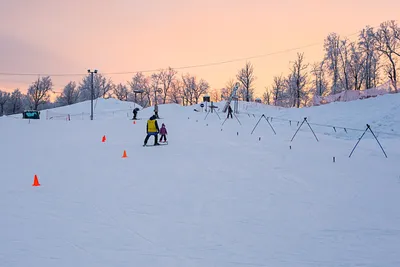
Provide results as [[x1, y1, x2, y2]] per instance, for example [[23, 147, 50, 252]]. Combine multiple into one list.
[[154, 87, 161, 105], [87, 69, 98, 120]]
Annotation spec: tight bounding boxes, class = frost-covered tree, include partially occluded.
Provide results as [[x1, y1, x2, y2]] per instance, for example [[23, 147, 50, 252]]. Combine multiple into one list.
[[338, 38, 351, 91], [27, 76, 53, 110], [220, 78, 237, 100], [290, 53, 309, 108], [373, 20, 400, 92], [359, 26, 380, 89], [7, 89, 24, 114], [271, 74, 285, 105], [0, 90, 10, 116], [348, 42, 365, 90], [284, 74, 297, 107], [262, 87, 271, 105], [324, 33, 341, 94], [311, 61, 328, 96], [236, 61, 256, 102], [78, 73, 114, 101], [56, 81, 80, 106]]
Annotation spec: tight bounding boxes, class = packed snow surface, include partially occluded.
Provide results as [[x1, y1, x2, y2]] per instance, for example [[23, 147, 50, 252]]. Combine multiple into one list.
[[1, 95, 400, 267]]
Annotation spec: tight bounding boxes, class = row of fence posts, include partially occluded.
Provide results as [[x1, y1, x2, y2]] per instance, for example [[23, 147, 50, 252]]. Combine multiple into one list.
[[202, 111, 388, 159]]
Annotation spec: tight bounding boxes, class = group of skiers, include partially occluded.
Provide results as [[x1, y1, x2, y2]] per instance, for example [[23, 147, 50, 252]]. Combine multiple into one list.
[[143, 115, 167, 146], [136, 103, 234, 146], [133, 104, 167, 146]]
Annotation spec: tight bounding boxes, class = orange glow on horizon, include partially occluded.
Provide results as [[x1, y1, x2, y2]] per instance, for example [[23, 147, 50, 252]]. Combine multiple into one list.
[[0, 0, 399, 99]]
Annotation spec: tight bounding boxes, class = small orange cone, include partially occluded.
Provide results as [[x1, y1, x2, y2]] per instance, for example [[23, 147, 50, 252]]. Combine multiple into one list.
[[122, 150, 128, 158], [133, 120, 136, 124], [102, 135, 106, 142], [32, 175, 40, 186]]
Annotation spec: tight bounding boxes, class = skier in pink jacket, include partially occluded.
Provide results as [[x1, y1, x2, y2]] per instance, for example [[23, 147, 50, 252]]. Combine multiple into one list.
[[159, 123, 168, 143]]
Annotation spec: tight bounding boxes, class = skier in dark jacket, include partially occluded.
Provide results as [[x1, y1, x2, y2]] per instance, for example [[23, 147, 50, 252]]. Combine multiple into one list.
[[143, 115, 160, 146], [227, 105, 233, 118], [132, 108, 139, 120]]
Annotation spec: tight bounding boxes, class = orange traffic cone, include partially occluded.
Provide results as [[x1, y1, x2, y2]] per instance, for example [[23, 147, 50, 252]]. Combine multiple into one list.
[[122, 150, 128, 158], [32, 175, 40, 186], [102, 135, 106, 142], [133, 120, 136, 124]]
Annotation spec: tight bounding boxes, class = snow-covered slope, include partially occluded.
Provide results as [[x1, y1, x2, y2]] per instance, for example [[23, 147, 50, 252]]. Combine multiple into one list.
[[206, 93, 400, 140], [44, 98, 142, 120], [1, 95, 399, 267]]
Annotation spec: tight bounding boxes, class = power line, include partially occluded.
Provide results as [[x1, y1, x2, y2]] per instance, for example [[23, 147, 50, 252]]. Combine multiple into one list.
[[0, 42, 320, 77], [0, 72, 86, 77], [103, 42, 322, 75], [0, 22, 384, 78]]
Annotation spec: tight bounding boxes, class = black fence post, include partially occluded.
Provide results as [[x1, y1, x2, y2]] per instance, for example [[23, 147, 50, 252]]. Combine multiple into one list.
[[291, 117, 318, 142], [251, 114, 276, 135]]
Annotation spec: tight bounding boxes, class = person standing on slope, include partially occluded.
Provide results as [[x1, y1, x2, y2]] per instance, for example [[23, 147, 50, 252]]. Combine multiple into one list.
[[227, 105, 233, 119], [143, 115, 160, 146], [159, 123, 168, 143], [154, 103, 159, 119], [132, 108, 139, 120]]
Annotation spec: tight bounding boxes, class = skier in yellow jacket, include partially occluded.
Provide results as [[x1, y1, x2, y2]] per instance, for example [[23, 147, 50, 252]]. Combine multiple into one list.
[[143, 115, 160, 146]]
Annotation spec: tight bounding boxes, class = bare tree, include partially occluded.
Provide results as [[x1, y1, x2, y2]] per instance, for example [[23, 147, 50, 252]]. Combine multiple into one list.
[[236, 61, 256, 102], [338, 38, 351, 91], [113, 83, 129, 101], [150, 73, 162, 106], [182, 74, 195, 105], [56, 81, 80, 106], [284, 74, 297, 107], [373, 20, 400, 92], [311, 61, 328, 96], [0, 90, 10, 116], [128, 72, 149, 107], [180, 74, 209, 105], [159, 67, 177, 104], [8, 89, 23, 114], [290, 53, 309, 108], [348, 42, 365, 90], [359, 26, 380, 89], [27, 76, 53, 110], [271, 74, 285, 105], [220, 78, 237, 100], [169, 79, 183, 104], [324, 33, 341, 94], [210, 89, 220, 102], [193, 79, 209, 104], [262, 88, 271, 105]]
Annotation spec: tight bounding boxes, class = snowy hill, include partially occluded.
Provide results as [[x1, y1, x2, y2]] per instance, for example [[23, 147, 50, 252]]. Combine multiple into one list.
[[1, 95, 400, 267], [44, 98, 142, 120], [193, 93, 400, 140]]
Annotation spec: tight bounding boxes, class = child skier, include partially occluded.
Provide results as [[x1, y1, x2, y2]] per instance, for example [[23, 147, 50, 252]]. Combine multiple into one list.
[[159, 123, 168, 143]]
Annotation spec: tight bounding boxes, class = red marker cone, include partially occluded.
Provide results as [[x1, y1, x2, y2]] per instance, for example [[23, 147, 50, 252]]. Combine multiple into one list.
[[32, 175, 40, 186]]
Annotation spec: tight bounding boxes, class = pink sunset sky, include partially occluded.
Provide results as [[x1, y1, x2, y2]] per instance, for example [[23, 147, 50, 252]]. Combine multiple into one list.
[[0, 0, 399, 98]]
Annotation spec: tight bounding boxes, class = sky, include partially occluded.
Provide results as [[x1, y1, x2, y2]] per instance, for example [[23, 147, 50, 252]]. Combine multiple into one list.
[[0, 0, 399, 99]]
